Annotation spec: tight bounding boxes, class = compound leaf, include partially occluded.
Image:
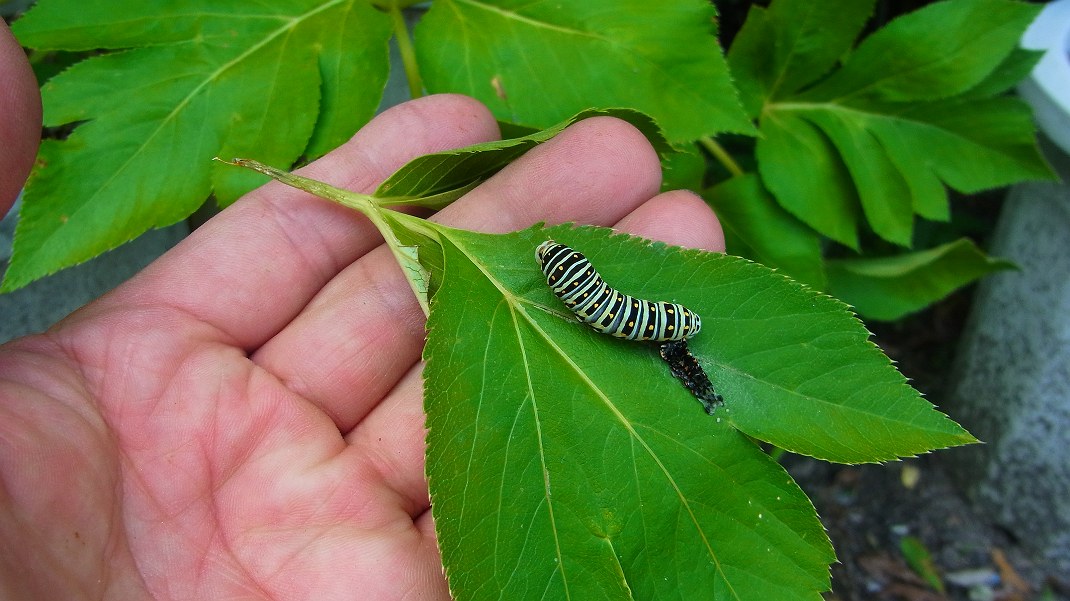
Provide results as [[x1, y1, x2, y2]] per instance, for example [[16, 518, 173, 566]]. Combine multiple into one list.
[[414, 0, 753, 144], [4, 0, 391, 292], [216, 153, 979, 599], [799, 0, 1041, 103], [727, 0, 875, 115], [730, 0, 1052, 249]]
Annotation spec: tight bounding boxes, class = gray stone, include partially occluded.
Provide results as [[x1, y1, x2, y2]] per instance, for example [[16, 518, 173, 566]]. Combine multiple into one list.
[[943, 138, 1070, 576]]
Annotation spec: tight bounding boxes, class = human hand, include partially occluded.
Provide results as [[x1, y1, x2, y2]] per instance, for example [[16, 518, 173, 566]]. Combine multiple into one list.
[[0, 93, 725, 599], [0, 20, 41, 217]]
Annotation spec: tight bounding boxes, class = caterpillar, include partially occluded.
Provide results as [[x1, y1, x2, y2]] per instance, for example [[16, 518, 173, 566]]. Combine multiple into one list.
[[535, 240, 702, 342], [535, 239, 722, 414]]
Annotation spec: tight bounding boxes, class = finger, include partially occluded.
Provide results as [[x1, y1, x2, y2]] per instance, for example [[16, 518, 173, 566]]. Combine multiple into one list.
[[612, 189, 725, 252], [93, 94, 500, 350], [252, 117, 664, 430], [346, 190, 725, 513], [0, 21, 42, 216], [434, 116, 663, 231]]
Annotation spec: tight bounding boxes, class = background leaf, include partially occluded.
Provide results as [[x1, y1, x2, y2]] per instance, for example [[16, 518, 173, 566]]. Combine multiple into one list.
[[729, 0, 1052, 249], [727, 0, 876, 116], [754, 111, 861, 249], [4, 0, 391, 292], [702, 174, 826, 289], [414, 0, 753, 143], [798, 0, 1041, 103], [826, 238, 1016, 321], [419, 221, 977, 599]]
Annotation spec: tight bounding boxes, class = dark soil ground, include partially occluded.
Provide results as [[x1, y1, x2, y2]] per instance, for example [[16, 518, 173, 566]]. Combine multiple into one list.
[[783, 291, 1070, 601]]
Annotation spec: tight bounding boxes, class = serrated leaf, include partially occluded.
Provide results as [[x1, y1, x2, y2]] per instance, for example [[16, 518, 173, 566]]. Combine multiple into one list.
[[727, 0, 875, 116], [416, 221, 977, 600], [414, 0, 753, 144], [734, 0, 1052, 249], [702, 174, 826, 289], [799, 0, 1041, 103], [803, 110, 914, 246], [963, 46, 1044, 99], [826, 238, 1015, 321], [425, 225, 834, 600], [4, 0, 390, 292], [756, 111, 861, 249], [212, 154, 978, 597], [374, 108, 671, 207]]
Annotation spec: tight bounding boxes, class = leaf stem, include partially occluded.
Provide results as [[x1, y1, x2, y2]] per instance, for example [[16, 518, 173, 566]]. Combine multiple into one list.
[[698, 136, 744, 178], [213, 158, 377, 212], [215, 157, 433, 314], [389, 3, 424, 99]]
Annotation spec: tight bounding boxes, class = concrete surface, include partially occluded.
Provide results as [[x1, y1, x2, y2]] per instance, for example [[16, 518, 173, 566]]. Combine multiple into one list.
[[943, 139, 1070, 577]]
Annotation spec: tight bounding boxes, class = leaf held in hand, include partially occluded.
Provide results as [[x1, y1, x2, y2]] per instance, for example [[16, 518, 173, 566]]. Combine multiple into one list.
[[420, 222, 976, 600]]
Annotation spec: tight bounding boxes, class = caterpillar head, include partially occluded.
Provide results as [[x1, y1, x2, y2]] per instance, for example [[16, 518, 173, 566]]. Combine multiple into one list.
[[535, 239, 561, 269]]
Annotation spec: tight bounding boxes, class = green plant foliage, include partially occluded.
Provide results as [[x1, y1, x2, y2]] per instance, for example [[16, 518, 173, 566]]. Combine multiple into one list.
[[702, 174, 826, 289], [728, 0, 1052, 250], [428, 233, 836, 600], [4, 0, 392, 292], [226, 151, 977, 599], [419, 223, 974, 599], [826, 238, 1016, 321], [414, 0, 753, 144], [374, 108, 673, 208], [4, 0, 1053, 324], [658, 146, 706, 193]]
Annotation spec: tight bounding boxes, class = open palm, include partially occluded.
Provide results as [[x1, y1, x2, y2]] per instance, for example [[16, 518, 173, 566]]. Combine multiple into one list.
[[0, 93, 724, 599]]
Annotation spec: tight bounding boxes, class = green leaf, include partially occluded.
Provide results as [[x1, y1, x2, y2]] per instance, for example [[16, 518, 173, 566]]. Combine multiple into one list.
[[727, 0, 875, 116], [756, 111, 861, 249], [735, 0, 1052, 249], [374, 108, 672, 207], [963, 46, 1044, 99], [802, 110, 914, 246], [212, 155, 977, 598], [900, 536, 945, 593], [425, 225, 835, 600], [417, 221, 976, 599], [660, 147, 706, 193], [800, 0, 1042, 103], [702, 174, 826, 289], [826, 238, 1015, 321], [4, 0, 391, 292], [414, 0, 753, 143]]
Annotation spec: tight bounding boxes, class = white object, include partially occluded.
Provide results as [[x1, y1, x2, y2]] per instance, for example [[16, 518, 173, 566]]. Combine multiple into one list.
[[1019, 0, 1070, 155]]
